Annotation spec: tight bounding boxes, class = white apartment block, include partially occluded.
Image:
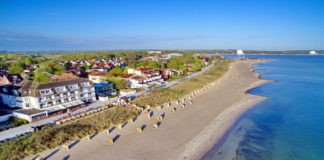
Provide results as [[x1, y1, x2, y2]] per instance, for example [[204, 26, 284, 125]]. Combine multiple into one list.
[[0, 78, 96, 121], [128, 66, 164, 88]]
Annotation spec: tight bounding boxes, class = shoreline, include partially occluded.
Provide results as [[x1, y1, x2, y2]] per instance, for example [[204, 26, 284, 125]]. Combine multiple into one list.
[[25, 59, 273, 160], [179, 59, 273, 160]]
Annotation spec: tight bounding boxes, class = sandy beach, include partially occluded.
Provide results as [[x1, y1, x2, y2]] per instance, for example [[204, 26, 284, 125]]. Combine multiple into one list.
[[27, 59, 272, 160]]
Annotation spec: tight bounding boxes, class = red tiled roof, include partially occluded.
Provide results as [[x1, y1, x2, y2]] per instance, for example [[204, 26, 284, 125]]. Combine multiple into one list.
[[88, 72, 108, 76], [110, 73, 133, 78], [59, 73, 78, 79], [131, 76, 143, 80], [135, 66, 154, 71]]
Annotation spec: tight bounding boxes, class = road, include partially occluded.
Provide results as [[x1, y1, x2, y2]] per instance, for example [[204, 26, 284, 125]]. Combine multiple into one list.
[[0, 61, 215, 142]]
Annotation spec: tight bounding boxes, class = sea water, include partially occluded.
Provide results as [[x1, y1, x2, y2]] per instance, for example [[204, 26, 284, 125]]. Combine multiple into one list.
[[202, 55, 324, 160]]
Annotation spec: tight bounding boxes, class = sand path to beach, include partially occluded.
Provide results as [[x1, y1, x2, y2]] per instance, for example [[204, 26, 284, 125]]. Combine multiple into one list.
[[27, 59, 271, 160]]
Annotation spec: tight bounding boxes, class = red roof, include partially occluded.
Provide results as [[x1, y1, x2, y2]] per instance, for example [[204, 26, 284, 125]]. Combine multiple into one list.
[[88, 72, 108, 76], [60, 73, 78, 79], [110, 73, 133, 78], [131, 76, 143, 80]]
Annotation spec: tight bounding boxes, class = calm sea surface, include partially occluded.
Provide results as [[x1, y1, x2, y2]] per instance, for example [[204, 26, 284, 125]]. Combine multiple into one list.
[[202, 55, 324, 160]]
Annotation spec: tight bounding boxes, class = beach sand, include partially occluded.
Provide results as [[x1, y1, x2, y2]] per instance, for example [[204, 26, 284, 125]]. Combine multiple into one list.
[[27, 59, 272, 160]]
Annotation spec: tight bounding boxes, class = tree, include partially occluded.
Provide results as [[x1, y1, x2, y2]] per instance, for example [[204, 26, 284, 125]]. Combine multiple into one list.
[[148, 61, 158, 68], [183, 56, 195, 64], [24, 58, 32, 65], [101, 75, 128, 90], [8, 64, 24, 74], [109, 67, 124, 73], [0, 61, 9, 67], [65, 62, 72, 70], [77, 65, 81, 72], [90, 61, 95, 68], [195, 59, 203, 66], [168, 57, 183, 69], [33, 74, 51, 83], [179, 64, 187, 73], [109, 77, 128, 90], [83, 63, 90, 69], [52, 65, 66, 75], [123, 67, 128, 74]]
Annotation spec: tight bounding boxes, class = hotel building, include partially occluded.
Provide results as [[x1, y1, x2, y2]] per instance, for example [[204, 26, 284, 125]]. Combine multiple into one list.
[[0, 78, 96, 121]]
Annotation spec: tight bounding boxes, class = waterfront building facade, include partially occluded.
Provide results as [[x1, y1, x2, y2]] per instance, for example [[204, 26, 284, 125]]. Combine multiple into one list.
[[0, 78, 96, 121]]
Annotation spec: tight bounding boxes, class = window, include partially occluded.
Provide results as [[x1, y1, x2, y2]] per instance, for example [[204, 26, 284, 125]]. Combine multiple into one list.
[[13, 90, 19, 96], [40, 89, 51, 95], [56, 87, 63, 92], [82, 82, 90, 87]]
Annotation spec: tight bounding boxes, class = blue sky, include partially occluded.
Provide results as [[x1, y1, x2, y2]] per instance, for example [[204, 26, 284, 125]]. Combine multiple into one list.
[[0, 0, 323, 51]]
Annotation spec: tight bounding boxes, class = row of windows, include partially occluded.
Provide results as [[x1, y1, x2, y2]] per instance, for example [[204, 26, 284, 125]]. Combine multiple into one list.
[[39, 82, 91, 95]]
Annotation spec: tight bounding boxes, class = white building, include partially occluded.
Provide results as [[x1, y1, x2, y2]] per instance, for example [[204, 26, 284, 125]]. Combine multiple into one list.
[[168, 53, 183, 58], [88, 72, 107, 84], [128, 66, 164, 88], [310, 51, 318, 55], [147, 50, 162, 54], [0, 78, 96, 122], [119, 89, 136, 97], [237, 50, 245, 55]]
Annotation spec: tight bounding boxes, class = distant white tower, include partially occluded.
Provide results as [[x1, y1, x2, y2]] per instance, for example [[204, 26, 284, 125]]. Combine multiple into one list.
[[309, 51, 318, 55], [237, 50, 245, 55], [237, 50, 245, 59]]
